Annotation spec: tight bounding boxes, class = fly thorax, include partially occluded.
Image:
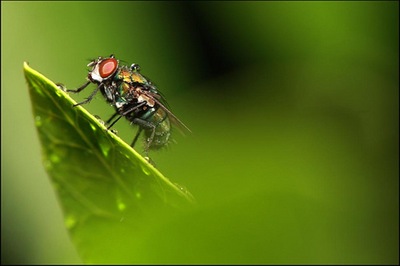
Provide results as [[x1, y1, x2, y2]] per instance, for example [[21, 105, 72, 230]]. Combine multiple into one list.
[[137, 93, 155, 107], [115, 100, 125, 109], [104, 86, 115, 102]]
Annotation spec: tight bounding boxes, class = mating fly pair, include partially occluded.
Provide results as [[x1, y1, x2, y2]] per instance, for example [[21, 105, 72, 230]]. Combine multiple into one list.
[[66, 55, 190, 159]]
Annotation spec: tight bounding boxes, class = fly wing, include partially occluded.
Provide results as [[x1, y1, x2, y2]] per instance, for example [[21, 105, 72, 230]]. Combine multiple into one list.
[[142, 90, 192, 135]]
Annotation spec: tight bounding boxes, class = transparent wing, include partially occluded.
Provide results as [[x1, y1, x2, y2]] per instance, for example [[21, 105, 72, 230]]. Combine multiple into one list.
[[142, 89, 192, 135]]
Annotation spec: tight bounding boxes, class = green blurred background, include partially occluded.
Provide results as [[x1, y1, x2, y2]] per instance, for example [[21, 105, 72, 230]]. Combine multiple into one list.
[[1, 1, 398, 264]]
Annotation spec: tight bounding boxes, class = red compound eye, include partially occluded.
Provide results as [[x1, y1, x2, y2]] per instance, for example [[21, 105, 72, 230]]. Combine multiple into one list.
[[99, 58, 118, 78]]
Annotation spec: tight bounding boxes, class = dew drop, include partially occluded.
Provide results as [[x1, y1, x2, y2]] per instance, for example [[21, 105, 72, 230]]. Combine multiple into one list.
[[174, 182, 185, 192], [141, 164, 151, 176], [49, 153, 61, 164], [99, 140, 111, 157], [174, 182, 194, 198], [117, 202, 126, 211], [124, 154, 131, 159], [116, 197, 126, 211], [34, 116, 42, 127], [90, 123, 97, 132], [54, 88, 63, 97], [65, 215, 77, 229]]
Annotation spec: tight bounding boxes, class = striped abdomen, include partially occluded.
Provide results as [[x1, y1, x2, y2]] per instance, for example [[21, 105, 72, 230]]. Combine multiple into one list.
[[141, 106, 171, 149]]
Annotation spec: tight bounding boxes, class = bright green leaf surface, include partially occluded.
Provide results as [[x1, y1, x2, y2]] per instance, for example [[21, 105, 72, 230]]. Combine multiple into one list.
[[24, 62, 194, 263]]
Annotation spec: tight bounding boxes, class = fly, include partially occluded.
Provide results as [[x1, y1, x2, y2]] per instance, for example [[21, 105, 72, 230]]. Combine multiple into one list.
[[66, 54, 191, 160]]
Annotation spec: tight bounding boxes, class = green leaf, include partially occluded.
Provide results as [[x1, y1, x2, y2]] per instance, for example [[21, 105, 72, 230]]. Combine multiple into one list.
[[24, 62, 195, 263]]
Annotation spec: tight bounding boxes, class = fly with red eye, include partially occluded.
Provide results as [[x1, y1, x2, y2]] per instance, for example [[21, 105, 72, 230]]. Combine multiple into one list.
[[66, 54, 191, 160]]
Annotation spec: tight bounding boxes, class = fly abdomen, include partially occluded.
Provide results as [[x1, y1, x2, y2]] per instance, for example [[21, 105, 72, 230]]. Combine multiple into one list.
[[143, 107, 171, 150]]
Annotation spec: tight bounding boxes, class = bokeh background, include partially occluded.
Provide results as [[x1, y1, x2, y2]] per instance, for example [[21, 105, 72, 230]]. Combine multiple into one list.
[[1, 1, 398, 264]]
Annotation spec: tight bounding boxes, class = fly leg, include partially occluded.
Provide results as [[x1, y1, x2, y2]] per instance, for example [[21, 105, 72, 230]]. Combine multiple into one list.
[[69, 83, 102, 107], [131, 128, 143, 148], [66, 80, 91, 93], [129, 124, 156, 167], [105, 111, 122, 130], [106, 111, 119, 125], [105, 102, 148, 130], [57, 81, 98, 106], [99, 111, 120, 134], [131, 118, 156, 158]]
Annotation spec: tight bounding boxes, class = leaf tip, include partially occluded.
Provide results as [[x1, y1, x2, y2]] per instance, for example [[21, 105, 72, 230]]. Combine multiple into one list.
[[23, 61, 30, 69]]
